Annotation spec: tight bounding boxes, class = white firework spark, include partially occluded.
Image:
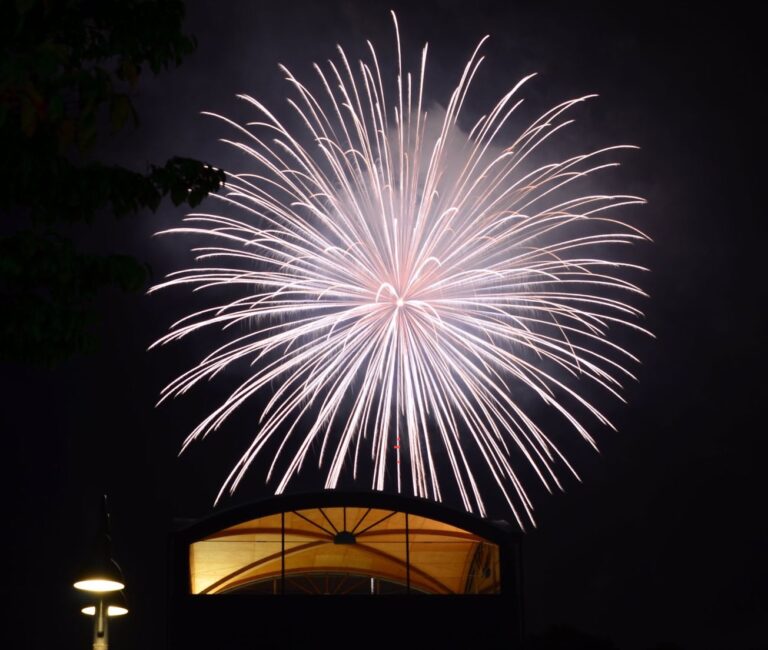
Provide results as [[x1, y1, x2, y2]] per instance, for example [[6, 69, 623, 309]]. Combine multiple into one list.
[[151, 14, 650, 527]]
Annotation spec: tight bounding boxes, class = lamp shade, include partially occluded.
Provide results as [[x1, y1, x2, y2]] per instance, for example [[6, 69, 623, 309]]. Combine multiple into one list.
[[73, 559, 125, 593], [73, 495, 126, 593]]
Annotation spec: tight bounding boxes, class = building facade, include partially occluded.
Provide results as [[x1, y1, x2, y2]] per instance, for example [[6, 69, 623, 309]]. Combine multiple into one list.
[[169, 492, 523, 648]]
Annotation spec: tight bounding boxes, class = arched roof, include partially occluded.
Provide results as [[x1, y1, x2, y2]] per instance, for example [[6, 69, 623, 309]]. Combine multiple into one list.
[[180, 492, 518, 596], [178, 491, 517, 545]]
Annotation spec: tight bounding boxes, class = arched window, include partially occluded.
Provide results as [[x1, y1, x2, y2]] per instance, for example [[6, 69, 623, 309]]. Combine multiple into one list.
[[190, 506, 501, 595]]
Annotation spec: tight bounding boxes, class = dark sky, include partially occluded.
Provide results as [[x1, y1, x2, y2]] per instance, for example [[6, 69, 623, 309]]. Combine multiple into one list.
[[5, 2, 766, 649]]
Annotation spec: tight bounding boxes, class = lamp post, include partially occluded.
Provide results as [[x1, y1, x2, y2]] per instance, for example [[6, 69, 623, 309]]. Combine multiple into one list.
[[80, 591, 128, 650], [74, 495, 128, 650]]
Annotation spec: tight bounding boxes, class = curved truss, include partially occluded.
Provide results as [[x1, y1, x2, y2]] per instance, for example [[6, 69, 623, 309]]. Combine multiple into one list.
[[190, 506, 500, 595]]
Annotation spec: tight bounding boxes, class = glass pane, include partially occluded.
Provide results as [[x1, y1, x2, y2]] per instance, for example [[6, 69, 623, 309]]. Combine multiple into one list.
[[189, 513, 283, 594], [282, 508, 408, 594], [353, 510, 407, 593], [189, 506, 501, 595], [463, 542, 501, 594]]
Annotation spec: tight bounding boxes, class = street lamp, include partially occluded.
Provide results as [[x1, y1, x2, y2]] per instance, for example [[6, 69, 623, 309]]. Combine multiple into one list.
[[74, 495, 128, 650]]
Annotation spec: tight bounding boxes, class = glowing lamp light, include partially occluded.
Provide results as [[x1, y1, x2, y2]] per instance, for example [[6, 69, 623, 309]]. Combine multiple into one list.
[[82, 605, 128, 617], [74, 578, 124, 593]]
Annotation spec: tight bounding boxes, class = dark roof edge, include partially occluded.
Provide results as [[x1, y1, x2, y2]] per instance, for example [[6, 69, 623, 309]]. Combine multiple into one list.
[[173, 490, 521, 544]]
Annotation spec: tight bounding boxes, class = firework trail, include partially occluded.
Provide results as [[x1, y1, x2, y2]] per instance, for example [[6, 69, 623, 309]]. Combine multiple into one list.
[[152, 13, 650, 527]]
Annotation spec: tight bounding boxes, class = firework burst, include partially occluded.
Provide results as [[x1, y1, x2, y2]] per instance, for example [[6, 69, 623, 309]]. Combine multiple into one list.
[[151, 13, 650, 527]]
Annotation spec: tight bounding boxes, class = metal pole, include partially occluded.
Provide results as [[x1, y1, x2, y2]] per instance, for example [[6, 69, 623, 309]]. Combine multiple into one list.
[[281, 511, 285, 594], [92, 598, 108, 650], [405, 512, 410, 594]]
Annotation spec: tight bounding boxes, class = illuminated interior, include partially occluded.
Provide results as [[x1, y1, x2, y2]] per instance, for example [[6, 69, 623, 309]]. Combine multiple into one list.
[[190, 506, 500, 595]]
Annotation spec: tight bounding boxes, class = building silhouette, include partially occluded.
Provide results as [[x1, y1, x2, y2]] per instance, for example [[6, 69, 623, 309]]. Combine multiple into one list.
[[169, 491, 524, 648]]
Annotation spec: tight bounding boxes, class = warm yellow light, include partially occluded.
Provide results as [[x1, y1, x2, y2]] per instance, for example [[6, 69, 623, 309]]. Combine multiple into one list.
[[73, 579, 124, 592], [81, 605, 128, 617]]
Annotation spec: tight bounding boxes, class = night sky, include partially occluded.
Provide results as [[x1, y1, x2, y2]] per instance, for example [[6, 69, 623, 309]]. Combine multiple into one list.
[[5, 2, 766, 649]]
